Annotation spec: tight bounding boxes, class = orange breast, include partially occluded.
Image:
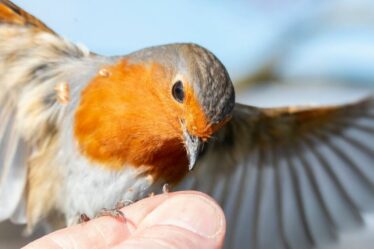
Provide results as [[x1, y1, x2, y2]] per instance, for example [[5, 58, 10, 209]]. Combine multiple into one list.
[[74, 60, 190, 183], [74, 59, 223, 183]]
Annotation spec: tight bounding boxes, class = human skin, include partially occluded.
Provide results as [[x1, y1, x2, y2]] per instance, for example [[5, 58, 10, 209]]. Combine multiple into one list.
[[23, 191, 226, 249]]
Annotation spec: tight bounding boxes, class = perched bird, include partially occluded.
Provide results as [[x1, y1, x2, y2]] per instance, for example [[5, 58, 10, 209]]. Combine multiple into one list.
[[0, 1, 373, 248]]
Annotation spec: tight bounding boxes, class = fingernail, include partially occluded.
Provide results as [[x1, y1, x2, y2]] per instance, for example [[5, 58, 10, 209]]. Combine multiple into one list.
[[140, 193, 225, 239]]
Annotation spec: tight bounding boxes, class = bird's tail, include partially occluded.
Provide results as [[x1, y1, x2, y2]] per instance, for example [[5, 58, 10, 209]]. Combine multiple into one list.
[[0, 0, 55, 33]]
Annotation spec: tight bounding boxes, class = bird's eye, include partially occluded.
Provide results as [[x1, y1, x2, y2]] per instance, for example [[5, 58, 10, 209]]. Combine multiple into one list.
[[172, 81, 185, 103]]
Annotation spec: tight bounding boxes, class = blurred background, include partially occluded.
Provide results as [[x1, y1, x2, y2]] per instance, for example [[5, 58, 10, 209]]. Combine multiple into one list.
[[1, 0, 374, 248]]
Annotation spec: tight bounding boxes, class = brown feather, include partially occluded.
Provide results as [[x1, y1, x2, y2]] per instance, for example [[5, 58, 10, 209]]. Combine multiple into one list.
[[244, 98, 372, 149], [26, 136, 62, 232], [0, 0, 55, 33]]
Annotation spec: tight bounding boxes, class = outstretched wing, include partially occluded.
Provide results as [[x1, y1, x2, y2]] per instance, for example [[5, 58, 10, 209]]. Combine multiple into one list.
[[0, 1, 93, 225], [0, 93, 28, 223], [179, 97, 374, 249], [0, 0, 54, 224]]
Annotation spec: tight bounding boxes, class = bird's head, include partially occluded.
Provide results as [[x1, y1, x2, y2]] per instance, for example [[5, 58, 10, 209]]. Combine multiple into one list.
[[74, 43, 235, 182]]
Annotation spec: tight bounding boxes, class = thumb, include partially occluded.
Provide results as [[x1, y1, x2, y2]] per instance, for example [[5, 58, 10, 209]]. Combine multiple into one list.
[[118, 191, 226, 249]]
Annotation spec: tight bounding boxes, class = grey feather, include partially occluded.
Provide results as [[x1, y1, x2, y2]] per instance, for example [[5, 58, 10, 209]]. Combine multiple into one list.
[[0, 98, 28, 222], [177, 97, 374, 249]]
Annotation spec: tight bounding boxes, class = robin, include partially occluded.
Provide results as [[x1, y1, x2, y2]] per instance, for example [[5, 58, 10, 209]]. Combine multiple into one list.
[[0, 1, 373, 248]]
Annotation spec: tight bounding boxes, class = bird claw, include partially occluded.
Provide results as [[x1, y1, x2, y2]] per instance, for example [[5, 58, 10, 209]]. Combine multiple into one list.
[[95, 208, 125, 221], [78, 213, 91, 223], [115, 200, 133, 209], [78, 200, 132, 223], [162, 183, 170, 193]]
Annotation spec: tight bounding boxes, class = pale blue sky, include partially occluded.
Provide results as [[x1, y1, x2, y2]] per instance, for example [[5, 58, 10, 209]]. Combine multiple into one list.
[[12, 0, 374, 84], [12, 0, 314, 79]]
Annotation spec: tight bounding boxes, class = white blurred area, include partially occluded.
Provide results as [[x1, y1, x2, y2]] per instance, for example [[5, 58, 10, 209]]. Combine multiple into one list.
[[1, 0, 374, 248]]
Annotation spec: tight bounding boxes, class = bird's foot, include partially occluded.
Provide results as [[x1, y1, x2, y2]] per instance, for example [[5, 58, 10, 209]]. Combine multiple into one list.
[[78, 200, 133, 223], [115, 200, 134, 209], [78, 213, 91, 223], [162, 183, 170, 193], [95, 200, 133, 222], [95, 208, 125, 221], [78, 209, 125, 223]]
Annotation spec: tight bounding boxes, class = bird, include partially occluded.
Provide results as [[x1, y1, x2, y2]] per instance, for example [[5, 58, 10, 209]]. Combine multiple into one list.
[[0, 1, 373, 248]]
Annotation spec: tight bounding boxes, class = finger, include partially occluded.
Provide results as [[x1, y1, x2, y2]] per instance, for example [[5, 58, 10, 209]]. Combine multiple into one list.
[[23, 191, 225, 249], [116, 191, 226, 249], [23, 193, 173, 249], [22, 214, 128, 249]]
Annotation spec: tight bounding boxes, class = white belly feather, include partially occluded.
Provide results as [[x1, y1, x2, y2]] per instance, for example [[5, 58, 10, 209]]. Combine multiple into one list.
[[58, 149, 153, 225]]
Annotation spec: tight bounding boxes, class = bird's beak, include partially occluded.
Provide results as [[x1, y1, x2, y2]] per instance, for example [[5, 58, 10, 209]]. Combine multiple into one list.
[[182, 124, 203, 171]]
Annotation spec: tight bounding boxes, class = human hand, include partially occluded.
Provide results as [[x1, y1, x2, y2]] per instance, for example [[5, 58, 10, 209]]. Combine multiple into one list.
[[23, 191, 226, 249]]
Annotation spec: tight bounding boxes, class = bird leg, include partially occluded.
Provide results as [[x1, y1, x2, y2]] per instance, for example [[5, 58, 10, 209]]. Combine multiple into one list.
[[94, 200, 135, 221], [115, 200, 134, 209], [78, 200, 133, 223], [162, 183, 170, 193], [95, 208, 125, 220], [78, 213, 91, 223], [78, 210, 125, 223]]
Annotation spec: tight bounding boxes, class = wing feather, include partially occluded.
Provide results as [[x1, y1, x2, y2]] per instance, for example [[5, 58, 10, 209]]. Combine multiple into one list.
[[232, 158, 259, 249], [256, 147, 282, 248], [0, 1, 100, 226], [0, 97, 28, 222], [178, 96, 374, 249], [0, 0, 55, 33], [296, 142, 337, 241], [274, 145, 292, 249]]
